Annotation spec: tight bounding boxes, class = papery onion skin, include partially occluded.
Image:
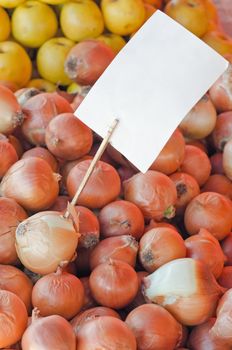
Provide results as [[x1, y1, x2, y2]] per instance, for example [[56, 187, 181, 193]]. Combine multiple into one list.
[[212, 111, 232, 151], [125, 304, 183, 350], [139, 227, 186, 272], [143, 258, 223, 326], [99, 200, 144, 240], [201, 174, 232, 200], [45, 113, 93, 160], [185, 228, 225, 278], [184, 192, 232, 240], [0, 197, 28, 265], [90, 235, 139, 270], [0, 265, 33, 314], [124, 170, 177, 221], [15, 211, 79, 275], [21, 314, 76, 350], [75, 316, 136, 350], [221, 233, 232, 265], [218, 266, 232, 288], [0, 139, 18, 178], [209, 63, 232, 112], [0, 158, 60, 212], [67, 160, 121, 209], [75, 206, 100, 249], [22, 146, 58, 172], [0, 290, 28, 348], [150, 128, 185, 174], [223, 139, 232, 180], [89, 260, 139, 309]]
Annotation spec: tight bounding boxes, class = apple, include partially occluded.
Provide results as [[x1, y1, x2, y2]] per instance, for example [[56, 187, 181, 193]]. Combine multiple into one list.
[[0, 7, 10, 41], [96, 33, 126, 54]]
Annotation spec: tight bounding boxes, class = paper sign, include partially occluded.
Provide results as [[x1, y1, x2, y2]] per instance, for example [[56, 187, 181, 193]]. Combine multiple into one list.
[[75, 10, 228, 173]]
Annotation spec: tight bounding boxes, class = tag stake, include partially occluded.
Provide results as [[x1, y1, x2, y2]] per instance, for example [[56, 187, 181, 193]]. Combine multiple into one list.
[[64, 118, 119, 219]]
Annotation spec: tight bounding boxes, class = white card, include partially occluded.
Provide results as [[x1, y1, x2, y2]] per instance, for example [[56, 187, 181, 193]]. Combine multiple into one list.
[[75, 10, 228, 173]]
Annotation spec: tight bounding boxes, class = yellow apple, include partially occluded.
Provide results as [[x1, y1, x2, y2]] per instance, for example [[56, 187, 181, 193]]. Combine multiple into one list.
[[0, 0, 25, 8], [101, 0, 146, 36], [0, 41, 32, 87], [67, 82, 83, 94], [202, 31, 232, 56], [11, 1, 58, 48], [96, 33, 126, 54], [0, 7, 10, 41], [60, 0, 104, 42], [26, 79, 57, 92], [40, 0, 67, 4]]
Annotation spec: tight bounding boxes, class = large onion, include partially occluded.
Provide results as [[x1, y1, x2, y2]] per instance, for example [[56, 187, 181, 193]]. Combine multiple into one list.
[[0, 138, 18, 178], [15, 211, 79, 274], [22, 146, 58, 172]]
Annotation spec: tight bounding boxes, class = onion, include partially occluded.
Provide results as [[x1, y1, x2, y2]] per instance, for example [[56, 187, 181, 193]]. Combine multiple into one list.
[[75, 316, 136, 350], [22, 146, 58, 172], [21, 309, 76, 350], [90, 235, 139, 270], [71, 93, 85, 110], [32, 262, 84, 319], [221, 233, 232, 265], [0, 138, 18, 178], [15, 87, 40, 106], [45, 113, 93, 160], [0, 85, 24, 135], [60, 156, 92, 186], [150, 128, 185, 174], [139, 227, 186, 272], [179, 95, 217, 139], [89, 260, 139, 309], [223, 139, 232, 180], [143, 258, 223, 325], [0, 197, 27, 265], [179, 145, 211, 186], [74, 206, 100, 249], [8, 135, 24, 158], [99, 200, 144, 240], [125, 271, 149, 313], [67, 160, 121, 209], [184, 192, 232, 240], [22, 92, 73, 146], [48, 195, 70, 211], [210, 152, 224, 175], [15, 211, 79, 275], [169, 172, 200, 215], [186, 139, 208, 153], [0, 264, 33, 313], [218, 266, 232, 288], [0, 80, 18, 92], [0, 290, 28, 348], [125, 304, 182, 350], [209, 62, 232, 112], [71, 306, 120, 336], [0, 158, 60, 212], [212, 111, 232, 151], [201, 174, 232, 199], [64, 40, 115, 85], [124, 170, 177, 220], [185, 228, 225, 278], [80, 277, 98, 311]]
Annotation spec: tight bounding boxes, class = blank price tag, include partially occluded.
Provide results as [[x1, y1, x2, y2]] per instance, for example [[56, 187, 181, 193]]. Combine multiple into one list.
[[75, 10, 228, 173]]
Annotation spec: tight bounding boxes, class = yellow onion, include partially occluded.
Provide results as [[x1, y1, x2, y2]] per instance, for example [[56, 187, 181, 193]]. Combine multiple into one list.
[[143, 258, 223, 326], [15, 211, 79, 275]]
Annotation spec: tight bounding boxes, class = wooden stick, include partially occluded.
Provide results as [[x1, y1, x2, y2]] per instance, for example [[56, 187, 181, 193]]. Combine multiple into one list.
[[64, 118, 119, 219]]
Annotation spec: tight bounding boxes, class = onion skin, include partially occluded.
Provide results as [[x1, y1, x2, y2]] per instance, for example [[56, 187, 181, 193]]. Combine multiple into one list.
[[218, 266, 232, 288], [185, 228, 226, 278], [201, 174, 232, 199], [0, 139, 18, 178], [75, 316, 136, 350], [60, 156, 92, 186], [125, 304, 183, 350], [75, 206, 100, 249], [15, 211, 79, 275], [21, 313, 76, 350], [223, 139, 232, 180], [0, 197, 28, 265], [0, 290, 28, 348], [15, 88, 40, 106], [22, 146, 58, 172], [184, 192, 232, 240], [150, 128, 185, 174], [143, 258, 223, 326], [89, 260, 139, 309], [67, 160, 121, 209], [45, 113, 93, 160], [99, 200, 144, 240], [139, 227, 186, 272], [90, 235, 139, 270], [221, 233, 232, 265], [209, 63, 232, 112], [124, 170, 177, 221], [212, 111, 232, 151], [0, 158, 60, 212]]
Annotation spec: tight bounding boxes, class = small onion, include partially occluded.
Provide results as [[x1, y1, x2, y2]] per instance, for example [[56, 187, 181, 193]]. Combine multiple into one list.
[[89, 260, 139, 309], [0, 290, 28, 348], [143, 258, 223, 326], [75, 316, 136, 350], [185, 228, 225, 278], [80, 277, 98, 311], [124, 170, 177, 220], [125, 304, 182, 350], [139, 227, 186, 272], [22, 146, 58, 172], [90, 235, 139, 270], [210, 152, 224, 175], [75, 206, 100, 249], [0, 138, 18, 178], [15, 211, 79, 275], [21, 309, 76, 350], [0, 85, 24, 135], [223, 139, 232, 180], [0, 197, 27, 265], [32, 263, 84, 319], [99, 200, 144, 240], [67, 160, 121, 209], [201, 174, 232, 199], [0, 158, 60, 212], [184, 192, 232, 240], [218, 266, 232, 288], [221, 233, 232, 265], [212, 111, 232, 151]]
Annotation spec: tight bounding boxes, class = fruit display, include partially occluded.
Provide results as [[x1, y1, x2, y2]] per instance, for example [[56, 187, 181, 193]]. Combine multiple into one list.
[[1, 0, 232, 349]]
